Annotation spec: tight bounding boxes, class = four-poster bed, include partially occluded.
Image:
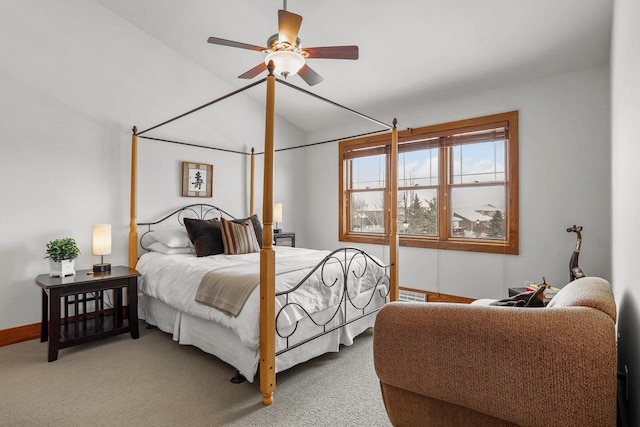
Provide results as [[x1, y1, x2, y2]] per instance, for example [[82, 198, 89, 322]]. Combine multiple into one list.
[[128, 63, 400, 405]]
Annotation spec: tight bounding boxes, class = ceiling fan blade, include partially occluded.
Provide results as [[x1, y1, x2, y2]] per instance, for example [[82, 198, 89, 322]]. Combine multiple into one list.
[[238, 62, 268, 79], [278, 9, 303, 44], [297, 64, 324, 86], [207, 36, 266, 52], [303, 46, 359, 60]]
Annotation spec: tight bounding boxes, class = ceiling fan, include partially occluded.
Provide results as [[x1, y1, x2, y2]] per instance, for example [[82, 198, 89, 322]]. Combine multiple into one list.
[[206, 3, 358, 86]]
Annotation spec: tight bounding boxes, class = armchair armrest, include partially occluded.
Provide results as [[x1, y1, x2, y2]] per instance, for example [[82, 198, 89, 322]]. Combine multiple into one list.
[[373, 302, 616, 426]]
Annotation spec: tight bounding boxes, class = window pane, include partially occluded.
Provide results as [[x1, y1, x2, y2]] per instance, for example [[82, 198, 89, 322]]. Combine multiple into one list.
[[348, 154, 386, 190], [398, 148, 438, 187], [349, 191, 385, 233], [398, 189, 438, 236], [450, 185, 506, 240], [452, 140, 505, 184]]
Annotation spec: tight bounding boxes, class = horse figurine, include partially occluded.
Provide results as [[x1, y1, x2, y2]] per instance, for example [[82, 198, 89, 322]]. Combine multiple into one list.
[[566, 225, 586, 282]]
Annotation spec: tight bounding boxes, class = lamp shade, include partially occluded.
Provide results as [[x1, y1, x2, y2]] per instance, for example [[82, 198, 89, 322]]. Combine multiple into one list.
[[265, 51, 305, 77], [92, 224, 112, 256], [273, 203, 283, 223]]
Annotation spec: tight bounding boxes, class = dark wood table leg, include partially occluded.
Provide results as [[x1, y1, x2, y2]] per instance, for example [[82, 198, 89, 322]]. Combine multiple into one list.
[[113, 287, 122, 329], [128, 277, 139, 339], [96, 290, 102, 333], [40, 289, 48, 342], [48, 288, 61, 362]]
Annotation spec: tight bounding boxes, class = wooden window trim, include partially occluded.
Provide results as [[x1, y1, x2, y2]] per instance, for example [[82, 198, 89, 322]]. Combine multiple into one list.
[[339, 111, 519, 255]]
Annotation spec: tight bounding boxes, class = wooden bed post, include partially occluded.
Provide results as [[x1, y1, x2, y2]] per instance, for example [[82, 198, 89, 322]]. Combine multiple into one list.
[[389, 119, 399, 302], [259, 62, 277, 406], [129, 127, 139, 269], [250, 147, 255, 216]]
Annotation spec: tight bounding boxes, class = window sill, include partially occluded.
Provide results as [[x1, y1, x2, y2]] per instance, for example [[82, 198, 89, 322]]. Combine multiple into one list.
[[339, 233, 518, 255]]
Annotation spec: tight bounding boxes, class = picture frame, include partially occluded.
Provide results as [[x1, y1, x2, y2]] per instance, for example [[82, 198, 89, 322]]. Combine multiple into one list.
[[182, 161, 213, 198]]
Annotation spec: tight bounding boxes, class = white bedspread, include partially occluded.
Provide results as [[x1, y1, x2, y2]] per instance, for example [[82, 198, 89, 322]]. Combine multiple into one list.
[[136, 246, 386, 350]]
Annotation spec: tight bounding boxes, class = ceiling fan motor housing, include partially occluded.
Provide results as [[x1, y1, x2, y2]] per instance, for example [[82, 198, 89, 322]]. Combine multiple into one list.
[[266, 34, 303, 52]]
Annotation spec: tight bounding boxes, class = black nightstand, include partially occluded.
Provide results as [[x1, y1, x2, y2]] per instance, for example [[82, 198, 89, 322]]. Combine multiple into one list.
[[35, 266, 140, 361], [274, 232, 295, 247]]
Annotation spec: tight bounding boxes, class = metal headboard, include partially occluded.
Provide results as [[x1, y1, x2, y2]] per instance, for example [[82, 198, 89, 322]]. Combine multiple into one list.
[[137, 204, 237, 251]]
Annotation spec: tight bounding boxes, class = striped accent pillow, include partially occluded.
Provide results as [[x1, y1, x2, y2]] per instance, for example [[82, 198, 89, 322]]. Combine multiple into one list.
[[220, 217, 260, 255]]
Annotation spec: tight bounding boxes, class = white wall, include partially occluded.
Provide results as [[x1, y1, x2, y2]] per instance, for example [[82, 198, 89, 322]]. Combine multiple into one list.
[[0, 72, 127, 330], [0, 0, 304, 331], [301, 65, 611, 299], [611, 0, 640, 421], [135, 110, 306, 230]]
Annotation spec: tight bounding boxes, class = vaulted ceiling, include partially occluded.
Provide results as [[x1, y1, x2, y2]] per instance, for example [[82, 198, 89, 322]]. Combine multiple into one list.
[[97, 0, 612, 132]]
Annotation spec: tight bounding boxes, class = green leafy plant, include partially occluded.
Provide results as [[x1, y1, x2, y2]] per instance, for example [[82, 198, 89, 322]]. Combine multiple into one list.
[[45, 238, 80, 262]]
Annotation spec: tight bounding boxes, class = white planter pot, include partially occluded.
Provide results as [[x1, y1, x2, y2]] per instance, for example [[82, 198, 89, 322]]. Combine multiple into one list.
[[49, 259, 76, 277]]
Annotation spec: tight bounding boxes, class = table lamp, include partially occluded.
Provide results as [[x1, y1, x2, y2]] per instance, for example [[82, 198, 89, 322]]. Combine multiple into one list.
[[92, 224, 112, 273], [273, 203, 283, 234]]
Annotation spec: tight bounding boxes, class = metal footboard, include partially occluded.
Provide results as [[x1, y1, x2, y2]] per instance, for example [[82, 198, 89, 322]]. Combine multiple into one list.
[[275, 247, 390, 356]]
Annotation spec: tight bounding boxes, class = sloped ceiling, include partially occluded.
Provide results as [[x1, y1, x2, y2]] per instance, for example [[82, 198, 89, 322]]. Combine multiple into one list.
[[97, 0, 612, 132]]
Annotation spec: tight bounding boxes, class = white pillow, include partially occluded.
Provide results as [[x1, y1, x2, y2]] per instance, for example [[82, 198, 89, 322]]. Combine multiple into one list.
[[147, 226, 191, 248], [148, 241, 193, 255]]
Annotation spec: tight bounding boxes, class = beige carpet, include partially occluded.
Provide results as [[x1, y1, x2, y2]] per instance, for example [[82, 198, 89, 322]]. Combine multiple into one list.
[[0, 322, 391, 426]]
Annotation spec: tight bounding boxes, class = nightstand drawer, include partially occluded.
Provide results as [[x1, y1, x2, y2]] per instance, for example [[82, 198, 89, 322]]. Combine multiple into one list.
[[274, 232, 295, 247]]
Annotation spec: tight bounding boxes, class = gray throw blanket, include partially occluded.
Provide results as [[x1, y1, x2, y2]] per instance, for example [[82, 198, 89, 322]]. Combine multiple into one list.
[[194, 252, 338, 317], [195, 265, 261, 317]]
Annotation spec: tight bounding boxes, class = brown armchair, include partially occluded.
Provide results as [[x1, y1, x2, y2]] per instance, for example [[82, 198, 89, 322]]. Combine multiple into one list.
[[373, 277, 617, 426]]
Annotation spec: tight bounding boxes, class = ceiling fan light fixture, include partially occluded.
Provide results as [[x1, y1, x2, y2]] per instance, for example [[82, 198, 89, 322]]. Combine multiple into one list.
[[265, 50, 305, 78]]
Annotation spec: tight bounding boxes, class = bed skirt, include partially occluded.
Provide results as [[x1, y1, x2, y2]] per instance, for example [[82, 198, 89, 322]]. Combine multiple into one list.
[[138, 285, 385, 382]]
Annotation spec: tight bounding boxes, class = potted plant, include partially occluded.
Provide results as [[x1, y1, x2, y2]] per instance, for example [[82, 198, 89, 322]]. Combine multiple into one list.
[[46, 237, 80, 277]]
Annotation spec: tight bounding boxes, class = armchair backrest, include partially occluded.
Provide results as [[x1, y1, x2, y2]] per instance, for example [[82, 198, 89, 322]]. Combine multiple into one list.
[[546, 276, 616, 322]]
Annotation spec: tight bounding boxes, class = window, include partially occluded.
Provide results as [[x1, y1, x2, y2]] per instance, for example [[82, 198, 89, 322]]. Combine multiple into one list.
[[339, 111, 518, 254]]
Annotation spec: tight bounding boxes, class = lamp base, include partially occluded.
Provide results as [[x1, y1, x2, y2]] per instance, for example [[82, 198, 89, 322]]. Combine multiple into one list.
[[93, 263, 111, 273], [273, 229, 282, 234]]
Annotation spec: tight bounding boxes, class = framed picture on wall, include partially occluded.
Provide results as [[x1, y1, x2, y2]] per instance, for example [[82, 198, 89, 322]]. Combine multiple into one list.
[[182, 161, 213, 197]]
